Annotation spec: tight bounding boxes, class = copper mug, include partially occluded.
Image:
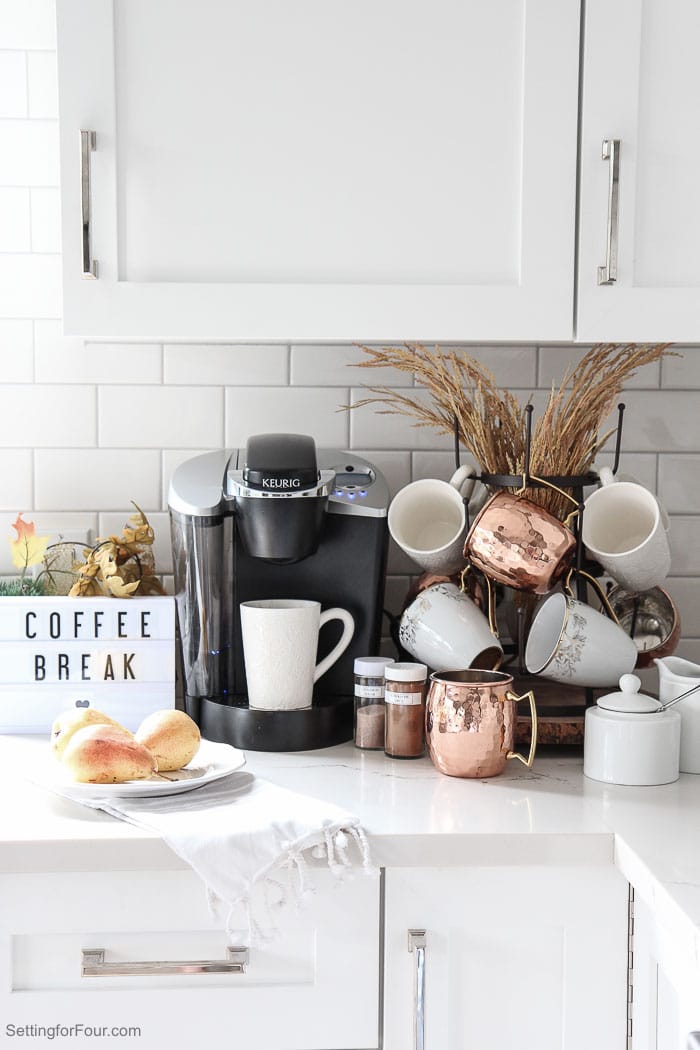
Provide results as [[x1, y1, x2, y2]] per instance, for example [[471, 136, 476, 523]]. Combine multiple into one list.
[[425, 669, 537, 778], [464, 488, 577, 595]]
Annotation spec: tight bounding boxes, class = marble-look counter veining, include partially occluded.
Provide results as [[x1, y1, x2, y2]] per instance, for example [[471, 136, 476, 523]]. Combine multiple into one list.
[[2, 736, 700, 964]]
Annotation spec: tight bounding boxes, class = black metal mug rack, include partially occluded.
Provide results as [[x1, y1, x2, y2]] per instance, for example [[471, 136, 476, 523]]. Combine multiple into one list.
[[453, 401, 627, 699]]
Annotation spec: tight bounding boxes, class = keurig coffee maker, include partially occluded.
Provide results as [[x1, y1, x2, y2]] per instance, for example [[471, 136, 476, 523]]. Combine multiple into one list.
[[168, 433, 389, 750]]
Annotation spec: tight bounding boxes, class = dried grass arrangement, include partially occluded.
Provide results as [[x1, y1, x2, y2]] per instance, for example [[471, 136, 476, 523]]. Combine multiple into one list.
[[349, 342, 674, 518]]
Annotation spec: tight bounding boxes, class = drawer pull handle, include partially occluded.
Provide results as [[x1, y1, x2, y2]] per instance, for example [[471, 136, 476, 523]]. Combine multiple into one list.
[[408, 929, 426, 1050], [597, 138, 620, 285], [80, 129, 98, 280], [81, 947, 248, 977]]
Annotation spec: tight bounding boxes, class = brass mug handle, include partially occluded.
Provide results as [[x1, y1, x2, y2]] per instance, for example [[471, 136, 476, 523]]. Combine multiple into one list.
[[520, 473, 581, 529], [460, 564, 499, 639], [564, 566, 620, 625], [505, 689, 537, 768]]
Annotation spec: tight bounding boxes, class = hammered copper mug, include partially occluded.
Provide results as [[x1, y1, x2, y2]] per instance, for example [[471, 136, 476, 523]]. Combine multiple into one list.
[[464, 489, 577, 595], [425, 669, 537, 778]]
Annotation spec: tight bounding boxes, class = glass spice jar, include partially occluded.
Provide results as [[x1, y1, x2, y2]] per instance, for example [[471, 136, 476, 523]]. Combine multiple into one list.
[[354, 656, 395, 750], [384, 662, 428, 759]]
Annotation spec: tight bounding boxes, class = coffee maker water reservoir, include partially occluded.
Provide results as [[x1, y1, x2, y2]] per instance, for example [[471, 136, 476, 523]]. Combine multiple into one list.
[[168, 434, 389, 751]]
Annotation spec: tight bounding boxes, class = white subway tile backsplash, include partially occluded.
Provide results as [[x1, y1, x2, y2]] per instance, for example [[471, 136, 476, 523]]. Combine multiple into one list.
[[592, 452, 658, 493], [0, 52, 27, 118], [661, 346, 700, 388], [0, 254, 61, 317], [164, 344, 287, 385], [538, 345, 662, 389], [658, 455, 700, 514], [0, 449, 33, 509], [290, 344, 413, 388], [0, 120, 59, 186], [27, 50, 57, 119], [349, 387, 451, 451], [444, 345, 538, 388], [37, 336, 161, 384], [99, 386, 223, 449], [225, 387, 349, 449], [35, 449, 161, 510], [0, 188, 31, 251], [598, 391, 700, 454], [411, 450, 471, 483], [98, 511, 172, 576], [2, 0, 56, 49], [0, 385, 95, 447], [668, 516, 700, 576], [30, 186, 60, 252], [0, 321, 33, 381]]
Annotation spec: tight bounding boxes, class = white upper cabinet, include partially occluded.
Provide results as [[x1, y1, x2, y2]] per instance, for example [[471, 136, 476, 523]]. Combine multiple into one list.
[[578, 0, 700, 342], [56, 0, 580, 342]]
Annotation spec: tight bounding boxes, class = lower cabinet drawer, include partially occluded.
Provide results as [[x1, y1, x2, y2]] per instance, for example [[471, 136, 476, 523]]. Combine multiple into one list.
[[0, 868, 380, 1050]]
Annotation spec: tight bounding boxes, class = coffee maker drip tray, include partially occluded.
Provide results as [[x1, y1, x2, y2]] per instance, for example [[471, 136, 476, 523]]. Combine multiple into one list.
[[183, 695, 353, 753]]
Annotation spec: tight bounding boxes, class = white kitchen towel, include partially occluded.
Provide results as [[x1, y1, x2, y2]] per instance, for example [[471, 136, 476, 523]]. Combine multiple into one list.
[[58, 772, 374, 944]]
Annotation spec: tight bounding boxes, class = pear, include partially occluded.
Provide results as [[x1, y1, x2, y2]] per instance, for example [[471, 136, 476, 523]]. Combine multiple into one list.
[[62, 725, 157, 784], [136, 710, 201, 771], [51, 707, 132, 761]]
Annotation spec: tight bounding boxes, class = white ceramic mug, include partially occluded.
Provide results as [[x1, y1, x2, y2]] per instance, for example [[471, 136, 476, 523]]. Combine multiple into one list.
[[388, 464, 478, 575], [240, 599, 355, 711], [525, 591, 638, 687], [399, 582, 503, 672], [581, 467, 671, 593]]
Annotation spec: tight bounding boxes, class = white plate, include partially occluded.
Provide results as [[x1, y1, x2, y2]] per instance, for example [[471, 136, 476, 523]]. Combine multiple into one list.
[[47, 739, 246, 799]]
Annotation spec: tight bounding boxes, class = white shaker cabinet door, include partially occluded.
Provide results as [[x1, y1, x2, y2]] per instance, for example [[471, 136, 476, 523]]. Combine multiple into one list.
[[631, 893, 700, 1050], [56, 0, 580, 342], [384, 865, 628, 1050], [578, 0, 700, 341]]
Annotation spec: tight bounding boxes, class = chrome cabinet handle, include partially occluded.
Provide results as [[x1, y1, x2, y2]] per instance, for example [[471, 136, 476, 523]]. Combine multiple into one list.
[[597, 138, 620, 285], [408, 929, 426, 1050], [80, 129, 98, 280], [81, 946, 248, 977]]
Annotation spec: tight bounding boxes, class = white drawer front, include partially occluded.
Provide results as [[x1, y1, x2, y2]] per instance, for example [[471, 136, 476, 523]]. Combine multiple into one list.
[[0, 869, 380, 1050]]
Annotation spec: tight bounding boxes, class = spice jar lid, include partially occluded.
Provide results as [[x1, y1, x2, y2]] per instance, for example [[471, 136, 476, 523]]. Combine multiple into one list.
[[385, 661, 428, 682], [354, 656, 395, 676]]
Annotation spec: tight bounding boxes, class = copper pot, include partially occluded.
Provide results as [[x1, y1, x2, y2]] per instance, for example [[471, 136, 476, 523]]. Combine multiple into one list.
[[425, 669, 537, 778]]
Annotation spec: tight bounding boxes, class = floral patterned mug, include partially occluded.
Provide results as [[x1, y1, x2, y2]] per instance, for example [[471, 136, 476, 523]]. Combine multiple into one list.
[[524, 589, 638, 688]]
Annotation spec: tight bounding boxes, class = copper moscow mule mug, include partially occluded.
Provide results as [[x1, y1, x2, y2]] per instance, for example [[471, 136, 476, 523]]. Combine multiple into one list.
[[425, 669, 537, 779], [464, 489, 577, 595]]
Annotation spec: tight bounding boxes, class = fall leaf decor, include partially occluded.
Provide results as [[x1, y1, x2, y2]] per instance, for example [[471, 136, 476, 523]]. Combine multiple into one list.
[[68, 503, 166, 599], [10, 514, 50, 573]]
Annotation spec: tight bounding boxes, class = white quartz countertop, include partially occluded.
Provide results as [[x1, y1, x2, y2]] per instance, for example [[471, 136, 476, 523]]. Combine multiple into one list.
[[2, 735, 699, 958]]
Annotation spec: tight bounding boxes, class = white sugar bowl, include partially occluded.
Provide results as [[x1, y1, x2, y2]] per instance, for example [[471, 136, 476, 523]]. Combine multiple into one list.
[[584, 674, 681, 786]]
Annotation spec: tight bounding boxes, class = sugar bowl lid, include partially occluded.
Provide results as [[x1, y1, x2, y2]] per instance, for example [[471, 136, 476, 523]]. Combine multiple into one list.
[[596, 673, 662, 714]]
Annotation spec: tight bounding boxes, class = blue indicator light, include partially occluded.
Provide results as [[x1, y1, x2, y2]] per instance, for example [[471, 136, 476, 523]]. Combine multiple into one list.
[[334, 490, 343, 497], [347, 492, 356, 499], [360, 490, 367, 497]]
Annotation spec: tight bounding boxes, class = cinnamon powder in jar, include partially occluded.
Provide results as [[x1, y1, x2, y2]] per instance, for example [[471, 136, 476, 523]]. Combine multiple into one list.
[[384, 662, 428, 759]]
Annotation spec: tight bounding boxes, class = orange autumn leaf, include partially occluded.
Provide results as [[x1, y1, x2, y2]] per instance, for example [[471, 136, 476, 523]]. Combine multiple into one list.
[[10, 513, 50, 570]]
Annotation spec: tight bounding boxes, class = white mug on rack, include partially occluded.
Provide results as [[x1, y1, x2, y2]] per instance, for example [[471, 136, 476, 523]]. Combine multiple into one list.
[[581, 467, 671, 593], [241, 599, 355, 711], [388, 464, 479, 575]]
